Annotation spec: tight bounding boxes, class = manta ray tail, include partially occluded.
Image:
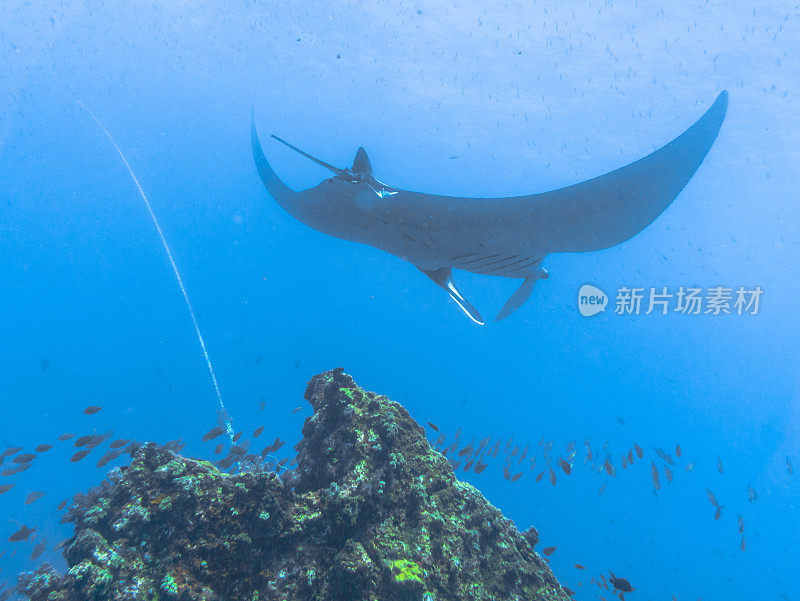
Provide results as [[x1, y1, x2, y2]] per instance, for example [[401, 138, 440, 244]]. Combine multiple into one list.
[[420, 267, 484, 325]]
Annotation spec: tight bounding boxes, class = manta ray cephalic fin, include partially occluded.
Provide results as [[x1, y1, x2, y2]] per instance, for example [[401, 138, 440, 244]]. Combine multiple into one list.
[[495, 264, 549, 322], [419, 267, 484, 325]]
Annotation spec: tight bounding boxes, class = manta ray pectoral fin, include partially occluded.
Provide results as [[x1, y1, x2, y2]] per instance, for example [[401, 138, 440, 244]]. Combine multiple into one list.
[[419, 267, 484, 325], [495, 265, 549, 322]]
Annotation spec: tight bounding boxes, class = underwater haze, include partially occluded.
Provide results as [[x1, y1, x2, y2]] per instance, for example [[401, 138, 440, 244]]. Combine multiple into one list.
[[1, 0, 799, 599]]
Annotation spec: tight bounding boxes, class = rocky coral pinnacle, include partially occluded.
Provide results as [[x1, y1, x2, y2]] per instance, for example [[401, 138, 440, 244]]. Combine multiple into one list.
[[19, 368, 572, 601]]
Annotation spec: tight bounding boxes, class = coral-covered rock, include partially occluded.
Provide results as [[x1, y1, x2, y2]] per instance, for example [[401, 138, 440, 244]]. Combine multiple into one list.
[[18, 368, 571, 601]]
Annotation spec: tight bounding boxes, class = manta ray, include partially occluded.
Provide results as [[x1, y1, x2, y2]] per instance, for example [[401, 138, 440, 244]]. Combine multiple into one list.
[[251, 91, 727, 324]]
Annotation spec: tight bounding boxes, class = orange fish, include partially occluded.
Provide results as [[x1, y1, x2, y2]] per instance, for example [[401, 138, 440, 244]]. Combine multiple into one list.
[[634, 443, 643, 458], [83, 406, 102, 415], [559, 457, 571, 475], [543, 546, 557, 556]]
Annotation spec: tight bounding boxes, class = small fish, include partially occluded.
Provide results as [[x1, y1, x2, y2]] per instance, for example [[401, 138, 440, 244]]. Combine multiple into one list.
[[627, 449, 633, 465], [214, 444, 223, 455], [71, 449, 90, 462], [13, 453, 36, 464], [58, 433, 75, 441], [574, 563, 586, 569], [598, 481, 608, 496], [543, 546, 557, 556], [510, 472, 522, 482], [1, 446, 22, 457], [30, 540, 48, 560], [714, 506, 722, 520], [9, 525, 35, 542], [35, 444, 53, 453], [616, 417, 626, 426], [787, 456, 793, 475], [463, 458, 475, 472], [621, 456, 627, 469], [474, 460, 488, 474], [634, 443, 643, 458], [706, 488, 720, 507], [74, 435, 93, 448], [278, 457, 289, 467], [291, 407, 302, 414], [202, 427, 225, 442], [651, 461, 660, 490], [717, 455, 723, 473], [57, 499, 68, 511], [654, 448, 674, 465], [664, 466, 673, 482], [740, 535, 745, 551], [96, 450, 122, 468], [609, 574, 633, 593], [25, 491, 45, 504], [747, 484, 757, 502], [675, 443, 682, 458], [427, 422, 439, 432], [738, 514, 744, 533], [232, 431, 243, 443], [685, 462, 696, 473], [253, 426, 264, 438], [503, 465, 511, 480], [2, 464, 31, 476], [0, 484, 14, 494], [83, 405, 102, 415], [549, 467, 556, 486], [536, 468, 546, 482], [260, 400, 266, 410], [604, 458, 614, 476], [559, 457, 571, 475]]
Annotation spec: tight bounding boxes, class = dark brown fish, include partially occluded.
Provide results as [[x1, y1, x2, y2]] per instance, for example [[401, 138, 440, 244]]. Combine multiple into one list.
[[71, 449, 90, 462], [58, 433, 75, 441], [543, 546, 557, 556], [57, 499, 68, 511], [604, 458, 614, 476], [634, 443, 643, 458], [35, 444, 53, 453], [598, 481, 608, 496], [202, 427, 225, 443], [232, 431, 242, 443], [291, 407, 301, 414], [229, 445, 246, 456], [627, 449, 634, 464], [651, 461, 660, 490], [1, 446, 22, 457], [214, 444, 223, 455], [510, 471, 522, 482], [503, 464, 511, 480], [474, 460, 488, 474], [9, 525, 35, 542], [273, 438, 284, 452], [2, 464, 31, 476], [278, 457, 289, 467], [31, 540, 48, 560], [97, 450, 122, 468], [536, 467, 546, 482], [740, 535, 745, 551], [738, 514, 744, 533], [0, 484, 14, 494], [13, 453, 36, 464], [83, 406, 102, 415], [427, 422, 439, 432], [218, 457, 234, 469], [676, 443, 682, 458], [717, 455, 724, 473], [74, 435, 93, 448], [559, 457, 571, 475], [574, 563, 586, 569], [621, 456, 628, 469], [664, 466, 673, 482], [706, 488, 720, 508], [109, 439, 128, 449], [253, 426, 264, 438], [549, 467, 557, 486], [609, 574, 633, 593], [25, 491, 45, 504], [714, 506, 722, 520], [787, 456, 793, 475]]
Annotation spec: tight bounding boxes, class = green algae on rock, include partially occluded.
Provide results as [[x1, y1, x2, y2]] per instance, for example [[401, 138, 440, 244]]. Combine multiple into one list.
[[19, 368, 572, 601]]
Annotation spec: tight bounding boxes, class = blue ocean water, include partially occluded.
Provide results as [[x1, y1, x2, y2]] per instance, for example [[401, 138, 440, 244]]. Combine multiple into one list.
[[1, 1, 798, 599]]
